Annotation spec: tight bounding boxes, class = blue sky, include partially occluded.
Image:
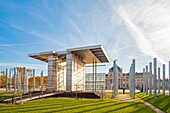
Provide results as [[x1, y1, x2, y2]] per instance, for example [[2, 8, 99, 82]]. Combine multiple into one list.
[[0, 0, 170, 78]]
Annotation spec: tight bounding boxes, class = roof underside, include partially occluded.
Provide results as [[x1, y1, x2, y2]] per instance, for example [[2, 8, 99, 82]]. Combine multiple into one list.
[[28, 45, 109, 64]]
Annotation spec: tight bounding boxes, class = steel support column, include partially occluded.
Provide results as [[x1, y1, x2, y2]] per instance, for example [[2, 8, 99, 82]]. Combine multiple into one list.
[[169, 61, 170, 96], [143, 68, 145, 93], [130, 67, 132, 97], [9, 70, 12, 91], [163, 64, 165, 95], [158, 67, 160, 94], [153, 58, 157, 98], [113, 60, 118, 98], [6, 68, 8, 92], [146, 65, 148, 95], [33, 69, 35, 91], [92, 60, 94, 91], [149, 62, 152, 96], [40, 71, 43, 91], [132, 59, 135, 98], [95, 61, 97, 91], [14, 68, 17, 95]]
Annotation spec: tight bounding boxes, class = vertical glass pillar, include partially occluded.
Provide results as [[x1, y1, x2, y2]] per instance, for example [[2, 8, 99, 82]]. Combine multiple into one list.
[[113, 60, 118, 98], [149, 62, 152, 96], [153, 58, 157, 98], [146, 66, 148, 95], [163, 64, 165, 95], [158, 67, 160, 94]]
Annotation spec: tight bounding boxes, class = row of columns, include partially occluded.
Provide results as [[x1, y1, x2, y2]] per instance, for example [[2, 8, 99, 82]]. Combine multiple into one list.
[[112, 59, 136, 98], [143, 58, 170, 97], [0, 68, 38, 94]]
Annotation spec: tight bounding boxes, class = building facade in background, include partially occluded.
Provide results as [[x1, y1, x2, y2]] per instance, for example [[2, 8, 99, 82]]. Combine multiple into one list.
[[105, 66, 155, 90]]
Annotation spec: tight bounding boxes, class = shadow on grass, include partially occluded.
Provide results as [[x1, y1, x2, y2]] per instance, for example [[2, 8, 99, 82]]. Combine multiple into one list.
[[72, 101, 123, 113], [17, 100, 112, 113], [136, 93, 152, 100], [10, 100, 101, 112], [163, 102, 170, 112], [0, 100, 98, 111], [0, 99, 85, 111], [42, 101, 120, 113], [106, 102, 139, 113], [0, 98, 99, 111], [47, 101, 141, 113], [136, 92, 170, 113], [129, 106, 155, 113]]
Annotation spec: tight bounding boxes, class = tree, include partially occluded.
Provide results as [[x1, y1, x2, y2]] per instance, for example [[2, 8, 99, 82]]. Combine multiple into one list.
[[28, 76, 48, 86]]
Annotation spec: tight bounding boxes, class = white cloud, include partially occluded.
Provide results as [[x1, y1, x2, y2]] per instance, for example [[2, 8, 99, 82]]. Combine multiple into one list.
[[10, 24, 68, 49], [0, 63, 47, 70], [0, 42, 37, 47], [110, 0, 170, 64]]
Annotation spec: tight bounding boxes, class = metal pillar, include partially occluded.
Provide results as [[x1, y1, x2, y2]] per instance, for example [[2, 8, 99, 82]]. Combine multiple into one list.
[[94, 61, 97, 91], [113, 60, 118, 98], [14, 68, 17, 95], [40, 71, 43, 90], [9, 70, 12, 91], [146, 65, 148, 95], [6, 68, 8, 92], [143, 68, 145, 93], [33, 69, 35, 91], [17, 69, 20, 92], [130, 62, 134, 98], [169, 61, 170, 96], [163, 64, 165, 95], [132, 59, 135, 98], [92, 60, 94, 91], [25, 69, 28, 92], [153, 58, 157, 98], [158, 67, 160, 94], [23, 68, 26, 93], [149, 62, 152, 96], [130, 67, 132, 97], [40, 71, 43, 98]]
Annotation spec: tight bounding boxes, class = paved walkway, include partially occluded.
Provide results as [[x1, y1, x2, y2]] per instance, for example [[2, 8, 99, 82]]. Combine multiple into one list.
[[113, 94, 165, 113], [113, 94, 142, 102]]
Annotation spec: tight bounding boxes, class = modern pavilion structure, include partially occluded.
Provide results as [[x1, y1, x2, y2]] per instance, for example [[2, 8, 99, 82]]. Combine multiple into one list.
[[28, 45, 109, 92]]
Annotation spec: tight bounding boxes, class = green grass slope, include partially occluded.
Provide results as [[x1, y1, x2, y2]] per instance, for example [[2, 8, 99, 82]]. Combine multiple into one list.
[[136, 92, 170, 113], [0, 97, 155, 113]]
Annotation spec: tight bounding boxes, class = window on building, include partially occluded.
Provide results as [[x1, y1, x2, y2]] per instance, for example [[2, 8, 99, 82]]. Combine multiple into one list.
[[110, 79, 112, 84]]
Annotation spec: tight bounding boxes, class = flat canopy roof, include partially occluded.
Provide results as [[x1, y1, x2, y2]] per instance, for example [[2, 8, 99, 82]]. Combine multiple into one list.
[[28, 45, 109, 64]]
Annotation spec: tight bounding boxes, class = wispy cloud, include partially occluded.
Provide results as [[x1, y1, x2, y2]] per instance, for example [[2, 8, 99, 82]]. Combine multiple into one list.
[[0, 42, 37, 47], [0, 63, 46, 70], [110, 0, 170, 64], [9, 24, 68, 49]]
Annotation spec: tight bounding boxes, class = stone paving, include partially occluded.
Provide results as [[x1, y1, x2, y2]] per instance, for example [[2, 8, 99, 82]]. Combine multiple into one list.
[[114, 94, 165, 113]]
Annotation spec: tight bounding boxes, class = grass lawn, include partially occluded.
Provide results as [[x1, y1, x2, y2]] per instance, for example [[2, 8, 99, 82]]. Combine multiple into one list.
[[0, 97, 155, 113], [105, 91, 129, 98], [0, 92, 14, 100], [0, 92, 21, 101], [136, 92, 170, 113]]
